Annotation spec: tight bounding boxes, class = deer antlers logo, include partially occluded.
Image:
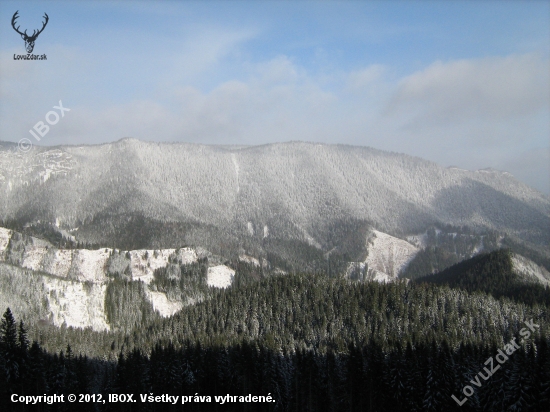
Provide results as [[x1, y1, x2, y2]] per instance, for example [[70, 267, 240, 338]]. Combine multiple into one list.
[[11, 11, 49, 54]]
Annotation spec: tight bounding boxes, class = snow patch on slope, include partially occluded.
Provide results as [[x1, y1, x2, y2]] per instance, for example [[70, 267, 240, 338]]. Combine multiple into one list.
[[232, 153, 240, 193], [147, 290, 183, 317], [346, 262, 392, 283], [207, 265, 235, 288], [43, 276, 109, 331], [512, 254, 550, 286], [20, 247, 110, 283], [176, 247, 198, 265], [0, 228, 210, 327], [0, 228, 12, 254], [366, 230, 419, 279], [472, 236, 484, 255], [239, 254, 260, 266], [21, 247, 49, 272], [347, 230, 419, 282], [13, 240, 200, 284], [129, 249, 175, 284], [44, 249, 73, 277], [70, 249, 111, 282], [247, 222, 254, 236]]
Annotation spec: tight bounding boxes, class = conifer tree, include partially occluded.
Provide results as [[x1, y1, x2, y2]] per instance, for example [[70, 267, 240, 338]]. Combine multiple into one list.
[[0, 308, 19, 395]]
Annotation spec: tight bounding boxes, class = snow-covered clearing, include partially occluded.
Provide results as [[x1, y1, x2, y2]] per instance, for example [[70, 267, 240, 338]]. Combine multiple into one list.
[[207, 265, 235, 288], [71, 249, 111, 282], [365, 230, 419, 279], [147, 290, 183, 317], [21, 247, 49, 272], [176, 247, 198, 265], [0, 228, 12, 253], [42, 276, 109, 331]]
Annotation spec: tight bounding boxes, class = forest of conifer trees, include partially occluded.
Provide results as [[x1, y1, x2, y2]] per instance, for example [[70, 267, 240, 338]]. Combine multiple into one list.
[[2, 250, 550, 411]]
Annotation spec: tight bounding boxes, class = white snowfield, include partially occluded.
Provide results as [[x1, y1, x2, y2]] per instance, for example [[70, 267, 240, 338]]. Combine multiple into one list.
[[0, 228, 207, 286], [42, 276, 109, 331], [46, 249, 73, 279], [69, 249, 111, 282], [0, 228, 212, 329], [21, 246, 49, 272], [207, 265, 235, 288], [0, 227, 12, 254], [366, 230, 419, 279], [347, 230, 419, 282], [147, 290, 183, 317], [346, 261, 392, 283], [129, 248, 198, 284], [512, 254, 550, 286], [19, 246, 110, 283], [177, 247, 198, 265], [11, 242, 201, 285], [247, 222, 255, 236]]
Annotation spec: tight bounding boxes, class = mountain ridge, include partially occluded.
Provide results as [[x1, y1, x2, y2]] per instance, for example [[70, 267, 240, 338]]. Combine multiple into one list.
[[414, 249, 550, 307], [1, 139, 548, 266]]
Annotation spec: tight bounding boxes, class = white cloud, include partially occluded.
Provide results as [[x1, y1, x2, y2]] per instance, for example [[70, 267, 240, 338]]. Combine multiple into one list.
[[385, 53, 549, 130], [1, 46, 548, 193], [366, 53, 550, 193], [347, 64, 386, 90]]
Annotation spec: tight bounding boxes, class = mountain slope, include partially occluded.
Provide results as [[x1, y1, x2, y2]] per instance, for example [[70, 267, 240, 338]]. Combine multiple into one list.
[[1, 139, 548, 256], [346, 230, 419, 281], [0, 226, 239, 331], [414, 249, 550, 307]]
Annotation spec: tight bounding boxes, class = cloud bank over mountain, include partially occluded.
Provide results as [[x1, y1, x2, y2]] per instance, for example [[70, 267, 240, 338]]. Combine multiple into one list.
[[0, 2, 548, 192]]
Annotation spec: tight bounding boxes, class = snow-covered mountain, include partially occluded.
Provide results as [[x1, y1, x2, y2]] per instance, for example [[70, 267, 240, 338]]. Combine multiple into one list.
[[1, 139, 549, 331], [1, 139, 548, 254]]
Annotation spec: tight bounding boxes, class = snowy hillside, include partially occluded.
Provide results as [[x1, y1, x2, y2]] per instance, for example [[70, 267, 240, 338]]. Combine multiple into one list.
[[512, 253, 550, 286], [207, 265, 235, 288], [347, 229, 419, 282], [0, 227, 11, 255], [146, 290, 183, 317], [0, 227, 236, 330], [0, 139, 548, 254], [1, 138, 549, 332], [43, 276, 109, 331], [366, 230, 419, 278], [0, 228, 206, 285], [0, 147, 75, 187], [128, 249, 177, 284]]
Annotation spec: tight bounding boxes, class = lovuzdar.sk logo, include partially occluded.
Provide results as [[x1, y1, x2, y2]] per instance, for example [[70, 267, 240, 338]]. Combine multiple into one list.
[[11, 10, 48, 60]]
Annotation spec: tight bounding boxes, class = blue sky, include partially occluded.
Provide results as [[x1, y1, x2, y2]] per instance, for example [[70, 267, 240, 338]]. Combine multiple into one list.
[[1, 0, 549, 193]]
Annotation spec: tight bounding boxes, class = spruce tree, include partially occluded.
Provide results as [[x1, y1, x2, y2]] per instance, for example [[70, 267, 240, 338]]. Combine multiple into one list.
[[0, 308, 19, 394]]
